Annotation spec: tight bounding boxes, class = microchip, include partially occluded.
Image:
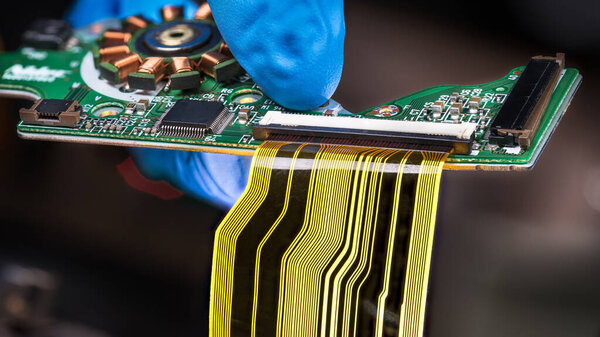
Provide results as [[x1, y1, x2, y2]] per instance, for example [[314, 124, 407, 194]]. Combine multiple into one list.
[[19, 99, 81, 127], [159, 100, 232, 139], [22, 19, 73, 50]]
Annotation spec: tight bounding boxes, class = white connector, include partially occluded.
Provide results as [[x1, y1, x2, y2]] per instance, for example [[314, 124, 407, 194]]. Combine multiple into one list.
[[259, 111, 477, 140]]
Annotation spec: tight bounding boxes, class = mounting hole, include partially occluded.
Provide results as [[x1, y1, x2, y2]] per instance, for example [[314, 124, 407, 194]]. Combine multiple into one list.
[[230, 88, 264, 105], [92, 103, 125, 117]]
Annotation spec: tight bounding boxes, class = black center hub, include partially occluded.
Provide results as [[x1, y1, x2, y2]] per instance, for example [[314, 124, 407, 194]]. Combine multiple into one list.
[[133, 20, 221, 57]]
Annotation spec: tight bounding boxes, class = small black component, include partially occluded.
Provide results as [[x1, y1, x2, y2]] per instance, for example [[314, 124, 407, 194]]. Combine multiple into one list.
[[22, 19, 73, 50], [19, 99, 81, 127], [489, 55, 563, 147], [128, 72, 159, 91], [160, 100, 231, 138], [169, 71, 202, 90]]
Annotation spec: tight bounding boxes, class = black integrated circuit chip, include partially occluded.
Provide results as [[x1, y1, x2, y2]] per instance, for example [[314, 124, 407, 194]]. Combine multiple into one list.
[[22, 19, 73, 50], [160, 100, 230, 139]]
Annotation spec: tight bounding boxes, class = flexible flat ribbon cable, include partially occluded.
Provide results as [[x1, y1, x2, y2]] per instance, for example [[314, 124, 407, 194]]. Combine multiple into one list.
[[209, 142, 447, 337]]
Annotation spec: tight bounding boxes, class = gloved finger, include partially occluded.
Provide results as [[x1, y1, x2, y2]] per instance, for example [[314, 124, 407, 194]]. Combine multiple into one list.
[[207, 0, 345, 110], [129, 147, 252, 209], [66, 0, 198, 27]]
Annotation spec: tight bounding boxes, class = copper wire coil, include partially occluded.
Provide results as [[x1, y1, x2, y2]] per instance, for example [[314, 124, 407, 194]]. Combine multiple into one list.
[[199, 51, 229, 76], [139, 57, 165, 74], [99, 45, 130, 62], [171, 57, 193, 73], [161, 5, 184, 22], [124, 15, 151, 33], [102, 30, 131, 45], [112, 53, 142, 82], [138, 57, 166, 81], [218, 43, 233, 58], [194, 3, 213, 20]]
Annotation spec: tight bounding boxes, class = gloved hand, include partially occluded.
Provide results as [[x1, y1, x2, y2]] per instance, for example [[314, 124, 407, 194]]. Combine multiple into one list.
[[66, 0, 345, 209]]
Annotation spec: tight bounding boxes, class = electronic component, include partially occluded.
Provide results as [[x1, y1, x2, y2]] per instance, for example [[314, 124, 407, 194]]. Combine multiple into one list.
[[449, 92, 460, 103], [238, 108, 251, 123], [371, 104, 400, 117], [99, 53, 141, 84], [19, 99, 81, 127], [125, 99, 149, 114], [161, 5, 184, 21], [123, 15, 153, 33], [22, 19, 73, 50], [159, 100, 232, 138], [218, 42, 233, 58], [169, 57, 202, 90], [253, 111, 476, 154], [431, 101, 444, 118], [449, 103, 462, 119], [468, 96, 481, 113], [128, 57, 167, 90], [96, 45, 130, 63], [136, 99, 149, 111], [199, 51, 241, 82], [101, 30, 131, 46], [194, 2, 213, 20], [489, 53, 565, 147], [96, 9, 224, 87]]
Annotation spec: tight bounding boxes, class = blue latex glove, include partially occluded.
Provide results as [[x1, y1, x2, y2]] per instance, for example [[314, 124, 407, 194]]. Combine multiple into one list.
[[208, 0, 345, 110], [67, 0, 345, 209]]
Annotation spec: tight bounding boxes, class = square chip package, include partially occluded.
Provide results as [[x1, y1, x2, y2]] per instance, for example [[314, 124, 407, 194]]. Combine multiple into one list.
[[160, 100, 231, 139]]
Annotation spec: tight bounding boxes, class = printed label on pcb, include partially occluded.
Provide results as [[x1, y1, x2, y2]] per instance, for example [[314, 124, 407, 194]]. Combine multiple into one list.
[[2, 64, 70, 82]]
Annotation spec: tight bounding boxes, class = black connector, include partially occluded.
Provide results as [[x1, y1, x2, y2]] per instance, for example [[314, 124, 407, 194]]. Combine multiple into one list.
[[489, 55, 563, 147]]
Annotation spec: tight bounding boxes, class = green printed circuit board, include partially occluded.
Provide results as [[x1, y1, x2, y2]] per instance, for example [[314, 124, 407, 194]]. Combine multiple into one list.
[[0, 16, 582, 171]]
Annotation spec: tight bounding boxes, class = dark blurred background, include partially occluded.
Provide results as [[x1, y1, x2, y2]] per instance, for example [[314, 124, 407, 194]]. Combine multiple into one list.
[[0, 1, 599, 336]]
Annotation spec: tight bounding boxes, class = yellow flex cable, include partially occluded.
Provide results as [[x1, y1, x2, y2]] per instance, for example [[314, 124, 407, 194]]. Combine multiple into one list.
[[209, 142, 447, 337]]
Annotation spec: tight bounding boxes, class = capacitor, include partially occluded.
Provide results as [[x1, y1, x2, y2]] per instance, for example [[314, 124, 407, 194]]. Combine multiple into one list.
[[238, 108, 251, 123]]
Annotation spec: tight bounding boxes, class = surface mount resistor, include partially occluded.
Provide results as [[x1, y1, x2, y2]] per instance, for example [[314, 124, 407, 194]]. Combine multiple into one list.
[[449, 92, 460, 103], [432, 101, 445, 118], [468, 96, 481, 113], [449, 103, 462, 119], [238, 108, 251, 123]]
